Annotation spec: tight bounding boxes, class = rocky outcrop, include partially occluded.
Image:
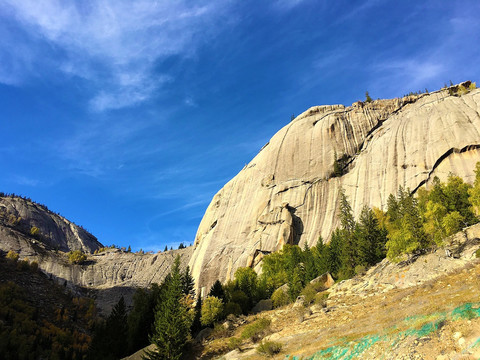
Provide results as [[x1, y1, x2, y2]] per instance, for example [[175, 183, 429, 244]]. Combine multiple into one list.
[[190, 84, 480, 294], [0, 196, 102, 253], [0, 195, 192, 313]]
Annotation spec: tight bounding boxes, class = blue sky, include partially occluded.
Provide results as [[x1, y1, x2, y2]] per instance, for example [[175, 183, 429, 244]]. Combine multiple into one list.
[[1, 1, 479, 251]]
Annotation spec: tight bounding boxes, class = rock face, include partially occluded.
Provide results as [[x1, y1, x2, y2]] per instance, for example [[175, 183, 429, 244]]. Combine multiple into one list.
[[190, 84, 480, 294], [0, 195, 192, 313], [0, 196, 102, 253]]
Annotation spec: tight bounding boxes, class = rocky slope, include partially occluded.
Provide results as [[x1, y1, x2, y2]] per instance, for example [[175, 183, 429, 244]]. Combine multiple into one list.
[[190, 83, 480, 294], [0, 195, 102, 253], [193, 223, 480, 360], [0, 195, 192, 313]]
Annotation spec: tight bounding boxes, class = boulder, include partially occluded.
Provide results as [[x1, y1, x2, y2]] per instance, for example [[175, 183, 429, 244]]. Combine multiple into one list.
[[195, 327, 213, 343], [310, 272, 335, 289], [252, 299, 273, 314]]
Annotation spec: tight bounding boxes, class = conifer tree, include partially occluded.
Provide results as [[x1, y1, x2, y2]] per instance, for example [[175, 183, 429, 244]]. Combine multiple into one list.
[[338, 190, 358, 278], [181, 266, 195, 298], [208, 280, 226, 302], [312, 237, 329, 275], [143, 256, 191, 360], [302, 243, 317, 281]]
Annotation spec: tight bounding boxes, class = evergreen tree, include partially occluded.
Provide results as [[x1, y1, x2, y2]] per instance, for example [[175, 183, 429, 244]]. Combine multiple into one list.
[[181, 266, 195, 298], [208, 280, 226, 302], [288, 263, 305, 301], [91, 296, 129, 359], [143, 256, 191, 360], [190, 296, 203, 336], [164, 245, 168, 252], [302, 243, 317, 281], [357, 206, 387, 265], [338, 190, 358, 278], [312, 237, 329, 276], [327, 229, 342, 276]]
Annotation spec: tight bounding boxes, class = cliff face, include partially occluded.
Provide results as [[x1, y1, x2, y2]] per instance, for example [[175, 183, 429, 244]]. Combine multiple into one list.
[[190, 84, 480, 294], [0, 195, 192, 313], [0, 196, 102, 253]]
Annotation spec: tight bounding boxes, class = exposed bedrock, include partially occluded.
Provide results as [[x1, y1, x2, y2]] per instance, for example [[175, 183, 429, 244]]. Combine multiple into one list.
[[190, 86, 480, 294]]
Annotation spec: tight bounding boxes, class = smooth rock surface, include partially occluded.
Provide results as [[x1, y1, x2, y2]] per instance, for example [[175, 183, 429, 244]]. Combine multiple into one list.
[[190, 86, 480, 293]]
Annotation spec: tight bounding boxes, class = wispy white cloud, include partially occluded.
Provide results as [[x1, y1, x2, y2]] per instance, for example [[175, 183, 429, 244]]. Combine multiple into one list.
[[0, 0, 231, 110]]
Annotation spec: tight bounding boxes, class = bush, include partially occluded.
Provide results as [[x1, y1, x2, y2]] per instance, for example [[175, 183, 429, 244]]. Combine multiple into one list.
[[241, 318, 271, 342], [256, 340, 282, 357], [315, 292, 329, 307], [201, 296, 224, 326], [300, 283, 317, 305], [67, 250, 87, 264], [210, 322, 229, 339], [6, 250, 19, 262], [227, 337, 242, 351], [476, 248, 480, 258], [224, 301, 242, 317], [271, 287, 290, 308], [30, 226, 40, 237]]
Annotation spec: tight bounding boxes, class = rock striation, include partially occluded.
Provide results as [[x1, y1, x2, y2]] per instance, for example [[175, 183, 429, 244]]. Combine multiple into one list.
[[190, 83, 480, 294]]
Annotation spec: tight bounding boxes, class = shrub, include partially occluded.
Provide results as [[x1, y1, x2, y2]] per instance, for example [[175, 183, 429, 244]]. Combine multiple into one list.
[[256, 340, 282, 357], [300, 283, 317, 305], [476, 248, 480, 258], [271, 287, 290, 308], [201, 296, 224, 326], [354, 264, 366, 275], [6, 250, 19, 262], [224, 301, 242, 317], [67, 250, 87, 264], [30, 226, 40, 237], [227, 337, 242, 351], [315, 292, 329, 307], [469, 82, 477, 90], [241, 318, 271, 342], [210, 322, 229, 339]]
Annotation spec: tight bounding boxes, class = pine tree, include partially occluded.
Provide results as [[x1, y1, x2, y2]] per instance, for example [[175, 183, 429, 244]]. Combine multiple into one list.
[[143, 256, 191, 360], [327, 229, 342, 276], [365, 91, 373, 103], [288, 264, 305, 301], [164, 245, 168, 252], [302, 243, 317, 282], [93, 296, 128, 359], [312, 237, 329, 276], [338, 190, 358, 278], [182, 266, 195, 298], [208, 280, 225, 302], [190, 296, 203, 336]]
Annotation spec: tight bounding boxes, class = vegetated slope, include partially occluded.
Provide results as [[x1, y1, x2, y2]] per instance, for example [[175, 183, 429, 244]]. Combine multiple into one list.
[[0, 255, 95, 359], [0, 194, 102, 253], [196, 222, 480, 360], [190, 82, 480, 294]]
